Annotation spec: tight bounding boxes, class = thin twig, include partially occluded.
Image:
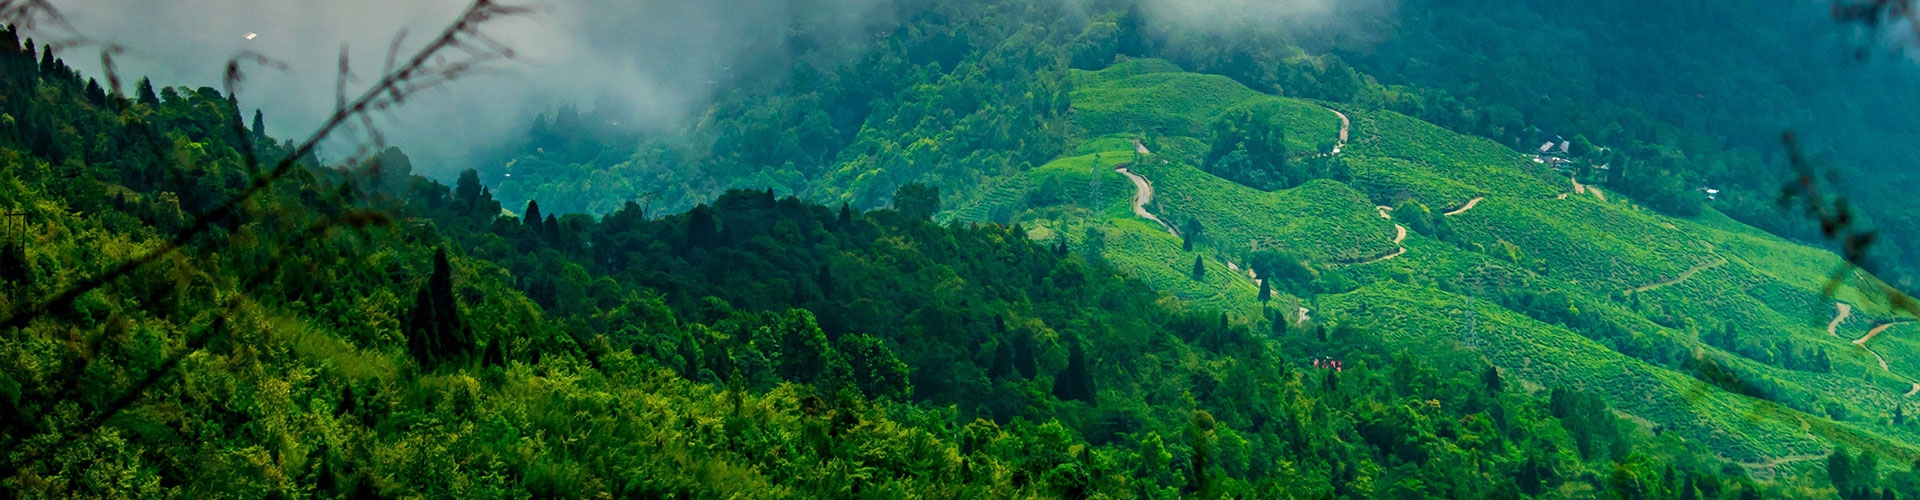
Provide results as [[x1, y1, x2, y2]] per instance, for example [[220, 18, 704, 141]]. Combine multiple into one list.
[[0, 0, 528, 331]]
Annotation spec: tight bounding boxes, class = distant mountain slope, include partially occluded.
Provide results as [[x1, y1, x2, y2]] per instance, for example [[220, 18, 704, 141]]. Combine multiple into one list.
[[984, 58, 1920, 471]]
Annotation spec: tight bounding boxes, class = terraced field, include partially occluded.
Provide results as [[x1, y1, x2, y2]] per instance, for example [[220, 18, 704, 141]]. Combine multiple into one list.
[[947, 58, 1920, 467]]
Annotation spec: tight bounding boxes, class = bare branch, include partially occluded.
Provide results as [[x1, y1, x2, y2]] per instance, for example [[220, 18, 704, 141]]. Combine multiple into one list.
[[1779, 130, 1920, 320], [0, 0, 529, 331]]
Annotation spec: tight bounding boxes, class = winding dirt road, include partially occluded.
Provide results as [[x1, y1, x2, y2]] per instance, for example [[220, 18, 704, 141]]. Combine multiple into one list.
[[1353, 247, 1408, 265], [1856, 321, 1911, 346], [1829, 303, 1852, 337], [1835, 316, 1920, 395], [1444, 197, 1485, 217], [1348, 208, 1410, 266], [1117, 166, 1178, 237], [1868, 347, 1891, 371], [1629, 258, 1727, 294], [1329, 108, 1350, 154]]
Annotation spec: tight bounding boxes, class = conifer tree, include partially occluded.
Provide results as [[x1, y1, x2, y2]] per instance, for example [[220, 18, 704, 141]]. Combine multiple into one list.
[[815, 263, 834, 300], [1182, 217, 1203, 251], [252, 109, 267, 143], [134, 76, 156, 106], [405, 249, 471, 367], [686, 204, 719, 249], [1192, 255, 1206, 280], [1054, 336, 1095, 402], [523, 200, 543, 230], [455, 169, 483, 213]]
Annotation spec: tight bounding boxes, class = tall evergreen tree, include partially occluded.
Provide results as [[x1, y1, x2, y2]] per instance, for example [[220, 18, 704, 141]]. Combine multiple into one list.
[[135, 77, 158, 107], [1258, 278, 1271, 302], [251, 109, 267, 142], [455, 169, 483, 212], [1182, 217, 1204, 251], [815, 264, 834, 300], [1192, 255, 1206, 281], [685, 204, 719, 249], [1054, 336, 1095, 402], [405, 249, 470, 366], [523, 199, 543, 230], [82, 78, 105, 106], [989, 336, 1016, 379]]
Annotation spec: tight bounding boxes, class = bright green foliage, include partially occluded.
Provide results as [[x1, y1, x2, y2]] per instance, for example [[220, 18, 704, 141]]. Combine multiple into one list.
[[0, 33, 1822, 496], [11, 3, 1920, 497]]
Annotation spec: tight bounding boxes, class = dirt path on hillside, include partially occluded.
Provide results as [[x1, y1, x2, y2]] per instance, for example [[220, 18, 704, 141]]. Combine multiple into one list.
[[1629, 258, 1728, 294], [1330, 108, 1350, 154], [1829, 303, 1852, 337], [1560, 177, 1609, 202], [1116, 167, 1178, 237], [1444, 197, 1485, 216], [1868, 346, 1890, 371], [1290, 107, 1354, 159], [1834, 313, 1920, 396], [1376, 205, 1392, 219], [1855, 321, 1912, 346], [1347, 208, 1410, 266], [1132, 137, 1151, 155], [1353, 247, 1408, 265]]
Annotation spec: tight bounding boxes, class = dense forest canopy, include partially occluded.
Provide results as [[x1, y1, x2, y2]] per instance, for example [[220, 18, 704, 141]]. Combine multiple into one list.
[[8, 0, 1920, 498]]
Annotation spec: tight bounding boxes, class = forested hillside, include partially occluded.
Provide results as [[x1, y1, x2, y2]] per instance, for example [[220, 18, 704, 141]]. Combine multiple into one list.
[[2, 23, 1885, 498], [13, 0, 1920, 497], [485, 0, 1920, 286]]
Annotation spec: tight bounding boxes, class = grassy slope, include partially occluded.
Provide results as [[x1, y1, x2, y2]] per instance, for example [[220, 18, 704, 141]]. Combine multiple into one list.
[[950, 58, 1920, 468]]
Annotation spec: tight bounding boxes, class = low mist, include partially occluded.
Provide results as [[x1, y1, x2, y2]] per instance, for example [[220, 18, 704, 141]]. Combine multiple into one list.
[[50, 0, 1381, 178], [53, 0, 887, 176]]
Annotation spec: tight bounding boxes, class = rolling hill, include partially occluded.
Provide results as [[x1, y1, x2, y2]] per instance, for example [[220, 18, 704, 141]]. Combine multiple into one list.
[[954, 58, 1920, 475]]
